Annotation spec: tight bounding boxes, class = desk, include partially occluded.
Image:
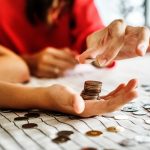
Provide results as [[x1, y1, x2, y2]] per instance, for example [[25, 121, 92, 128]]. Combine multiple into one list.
[[0, 54, 150, 150]]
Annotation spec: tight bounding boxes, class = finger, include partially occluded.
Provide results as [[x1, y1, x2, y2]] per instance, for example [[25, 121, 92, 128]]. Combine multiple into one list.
[[46, 48, 77, 64], [96, 38, 123, 67], [37, 64, 62, 78], [78, 47, 99, 63], [136, 27, 150, 56], [123, 79, 138, 93], [96, 20, 126, 67], [72, 95, 85, 114], [101, 83, 126, 99], [44, 56, 76, 71], [105, 90, 138, 113]]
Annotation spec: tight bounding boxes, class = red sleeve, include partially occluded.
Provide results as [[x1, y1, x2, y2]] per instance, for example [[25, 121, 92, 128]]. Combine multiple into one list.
[[71, 0, 105, 53]]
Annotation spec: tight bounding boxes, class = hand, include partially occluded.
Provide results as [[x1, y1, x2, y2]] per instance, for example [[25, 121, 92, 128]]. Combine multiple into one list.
[[23, 47, 77, 78], [41, 79, 138, 117], [79, 19, 150, 67]]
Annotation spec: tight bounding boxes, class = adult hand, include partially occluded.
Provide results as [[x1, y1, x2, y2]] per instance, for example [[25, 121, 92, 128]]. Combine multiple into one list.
[[79, 19, 150, 67], [41, 79, 138, 117], [23, 47, 77, 78]]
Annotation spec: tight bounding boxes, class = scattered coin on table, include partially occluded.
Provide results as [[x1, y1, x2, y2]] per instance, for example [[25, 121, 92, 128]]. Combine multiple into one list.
[[24, 112, 40, 118], [52, 135, 70, 144], [119, 139, 137, 147], [145, 89, 150, 92], [57, 130, 74, 137], [106, 126, 124, 133], [81, 147, 97, 150], [132, 110, 146, 115], [14, 116, 28, 121], [22, 123, 38, 129], [121, 106, 138, 112], [145, 119, 150, 125], [0, 109, 12, 113], [143, 104, 150, 109], [134, 135, 150, 143], [141, 84, 150, 88], [85, 130, 103, 137]]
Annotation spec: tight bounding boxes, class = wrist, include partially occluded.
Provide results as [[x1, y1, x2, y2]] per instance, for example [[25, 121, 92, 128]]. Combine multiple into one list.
[[32, 86, 53, 110]]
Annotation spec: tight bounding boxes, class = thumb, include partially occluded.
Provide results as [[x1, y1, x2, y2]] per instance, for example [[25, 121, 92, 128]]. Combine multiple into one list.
[[72, 95, 85, 114]]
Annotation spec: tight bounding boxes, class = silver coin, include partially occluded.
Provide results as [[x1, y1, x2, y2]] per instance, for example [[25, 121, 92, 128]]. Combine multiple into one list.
[[145, 119, 150, 125], [134, 135, 150, 143], [145, 89, 150, 92], [143, 104, 150, 109], [141, 84, 150, 88], [132, 110, 146, 115], [119, 139, 137, 147], [122, 106, 138, 112]]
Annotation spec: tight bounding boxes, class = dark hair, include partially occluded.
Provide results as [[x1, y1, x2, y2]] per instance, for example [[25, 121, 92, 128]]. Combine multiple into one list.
[[26, 0, 74, 25]]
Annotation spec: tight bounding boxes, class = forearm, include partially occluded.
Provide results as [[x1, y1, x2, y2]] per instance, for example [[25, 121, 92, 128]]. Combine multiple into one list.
[[0, 81, 46, 109], [0, 45, 30, 83]]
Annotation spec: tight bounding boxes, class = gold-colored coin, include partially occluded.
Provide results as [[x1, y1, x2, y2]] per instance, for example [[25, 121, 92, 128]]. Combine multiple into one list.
[[106, 126, 124, 133], [86, 130, 103, 137]]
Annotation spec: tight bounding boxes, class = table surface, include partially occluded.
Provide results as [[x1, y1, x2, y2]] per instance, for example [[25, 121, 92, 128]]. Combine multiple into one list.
[[0, 54, 150, 150]]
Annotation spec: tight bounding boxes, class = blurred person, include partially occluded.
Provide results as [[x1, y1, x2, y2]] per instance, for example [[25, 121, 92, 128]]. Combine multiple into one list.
[[0, 0, 149, 117]]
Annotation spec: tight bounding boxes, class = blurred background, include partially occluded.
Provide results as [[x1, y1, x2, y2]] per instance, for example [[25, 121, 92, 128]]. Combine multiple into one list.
[[95, 0, 150, 27]]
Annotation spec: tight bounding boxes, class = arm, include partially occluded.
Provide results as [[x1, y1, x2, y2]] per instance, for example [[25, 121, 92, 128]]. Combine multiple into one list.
[[0, 45, 30, 83], [0, 79, 137, 117]]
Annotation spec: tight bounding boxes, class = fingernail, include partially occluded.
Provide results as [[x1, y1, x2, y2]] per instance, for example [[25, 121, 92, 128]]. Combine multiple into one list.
[[97, 59, 107, 67]]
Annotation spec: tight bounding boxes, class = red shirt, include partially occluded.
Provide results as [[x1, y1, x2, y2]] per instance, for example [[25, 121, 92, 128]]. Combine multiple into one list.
[[0, 0, 104, 55]]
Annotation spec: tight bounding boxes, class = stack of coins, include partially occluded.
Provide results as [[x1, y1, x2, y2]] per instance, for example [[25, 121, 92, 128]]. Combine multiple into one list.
[[81, 80, 102, 100]]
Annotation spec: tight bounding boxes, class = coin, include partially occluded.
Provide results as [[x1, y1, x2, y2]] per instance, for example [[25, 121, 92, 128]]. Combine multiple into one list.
[[145, 119, 150, 125], [85, 130, 103, 137], [132, 110, 146, 115], [134, 135, 150, 143], [91, 60, 101, 68], [22, 123, 38, 129], [52, 135, 70, 144], [141, 84, 149, 88], [0, 109, 12, 113], [57, 130, 74, 136], [119, 139, 137, 146], [85, 81, 102, 86], [106, 126, 124, 133], [81, 90, 99, 96], [145, 89, 150, 92], [81, 147, 97, 150], [81, 94, 98, 100], [14, 116, 28, 121], [143, 104, 150, 109], [121, 106, 138, 112], [114, 115, 128, 120], [24, 113, 40, 118], [81, 80, 102, 100]]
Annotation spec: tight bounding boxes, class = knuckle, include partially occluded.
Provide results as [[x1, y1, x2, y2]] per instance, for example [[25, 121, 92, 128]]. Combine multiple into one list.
[[112, 19, 125, 27], [141, 26, 150, 34], [40, 54, 47, 62]]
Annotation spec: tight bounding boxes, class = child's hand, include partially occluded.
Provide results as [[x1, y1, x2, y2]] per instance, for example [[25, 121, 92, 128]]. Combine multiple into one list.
[[41, 79, 138, 117], [79, 19, 150, 67]]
